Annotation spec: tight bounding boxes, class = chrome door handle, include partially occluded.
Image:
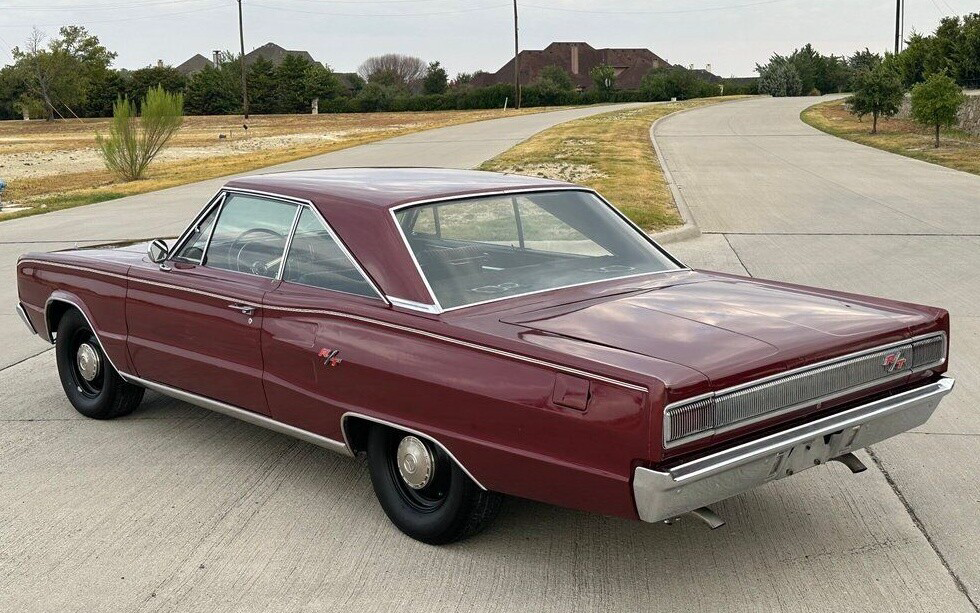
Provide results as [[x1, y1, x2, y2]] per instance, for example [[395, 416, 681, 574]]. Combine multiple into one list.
[[228, 303, 255, 315]]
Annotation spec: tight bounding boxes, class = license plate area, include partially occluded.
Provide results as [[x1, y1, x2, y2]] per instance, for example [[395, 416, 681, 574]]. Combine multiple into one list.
[[766, 424, 863, 481]]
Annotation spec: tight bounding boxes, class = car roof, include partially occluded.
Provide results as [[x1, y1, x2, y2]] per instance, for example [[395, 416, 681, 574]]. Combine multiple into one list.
[[224, 167, 577, 210]]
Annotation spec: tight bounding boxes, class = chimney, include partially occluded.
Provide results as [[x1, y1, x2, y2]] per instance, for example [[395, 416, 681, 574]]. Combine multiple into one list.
[[157, 59, 163, 68], [213, 50, 221, 66], [706, 63, 712, 73], [570, 44, 579, 75]]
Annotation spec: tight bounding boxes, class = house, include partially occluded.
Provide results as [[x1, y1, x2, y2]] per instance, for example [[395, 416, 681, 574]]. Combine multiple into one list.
[[175, 43, 319, 76], [471, 42, 669, 90]]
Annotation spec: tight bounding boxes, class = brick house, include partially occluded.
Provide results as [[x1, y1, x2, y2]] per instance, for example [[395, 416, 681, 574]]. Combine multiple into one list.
[[175, 43, 319, 76], [471, 42, 668, 90]]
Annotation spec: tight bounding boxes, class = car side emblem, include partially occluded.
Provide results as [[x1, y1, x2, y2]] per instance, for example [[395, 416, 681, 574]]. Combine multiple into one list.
[[882, 351, 907, 372], [318, 348, 343, 367]]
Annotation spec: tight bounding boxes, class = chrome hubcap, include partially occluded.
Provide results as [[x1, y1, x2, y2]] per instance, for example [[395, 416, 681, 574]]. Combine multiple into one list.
[[396, 435, 434, 490], [76, 343, 101, 382]]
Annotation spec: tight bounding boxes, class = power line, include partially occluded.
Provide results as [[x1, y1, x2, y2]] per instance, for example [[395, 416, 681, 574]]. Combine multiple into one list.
[[0, 2, 227, 28], [247, 1, 509, 17], [521, 0, 801, 15]]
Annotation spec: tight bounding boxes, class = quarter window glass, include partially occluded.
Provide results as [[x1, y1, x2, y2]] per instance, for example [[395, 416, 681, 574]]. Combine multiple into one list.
[[174, 205, 219, 263], [205, 194, 297, 278], [282, 208, 379, 298]]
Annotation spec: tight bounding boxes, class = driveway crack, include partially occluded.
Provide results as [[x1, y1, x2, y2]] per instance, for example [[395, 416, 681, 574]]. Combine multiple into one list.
[[867, 448, 979, 611]]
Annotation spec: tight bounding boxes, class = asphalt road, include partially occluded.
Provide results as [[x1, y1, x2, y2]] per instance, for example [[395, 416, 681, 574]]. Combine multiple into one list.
[[2, 97, 978, 612], [663, 96, 980, 611]]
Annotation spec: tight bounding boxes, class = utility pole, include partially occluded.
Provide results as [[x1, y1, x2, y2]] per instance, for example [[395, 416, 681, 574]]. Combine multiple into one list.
[[894, 0, 902, 55], [238, 0, 249, 126], [513, 0, 521, 109]]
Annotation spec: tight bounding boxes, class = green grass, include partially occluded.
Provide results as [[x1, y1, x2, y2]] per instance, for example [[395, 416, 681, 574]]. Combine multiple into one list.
[[801, 98, 980, 177]]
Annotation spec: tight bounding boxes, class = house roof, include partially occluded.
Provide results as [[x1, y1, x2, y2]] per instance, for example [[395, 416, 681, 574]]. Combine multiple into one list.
[[175, 53, 213, 76], [244, 42, 317, 66]]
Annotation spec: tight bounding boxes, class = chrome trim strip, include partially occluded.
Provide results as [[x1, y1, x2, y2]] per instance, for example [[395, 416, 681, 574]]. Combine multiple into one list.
[[276, 204, 305, 281], [170, 191, 226, 262], [43, 297, 127, 378], [124, 373, 352, 457], [663, 331, 949, 448], [635, 377, 954, 523], [22, 262, 647, 393], [386, 296, 442, 314], [16, 303, 37, 335], [386, 187, 687, 314], [340, 412, 487, 490]]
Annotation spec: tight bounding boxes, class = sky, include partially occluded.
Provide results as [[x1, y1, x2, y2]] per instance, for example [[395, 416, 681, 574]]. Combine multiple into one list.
[[0, 0, 968, 78]]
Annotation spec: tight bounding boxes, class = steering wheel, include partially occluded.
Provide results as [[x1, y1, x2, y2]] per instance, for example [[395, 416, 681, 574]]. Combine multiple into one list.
[[229, 227, 286, 277]]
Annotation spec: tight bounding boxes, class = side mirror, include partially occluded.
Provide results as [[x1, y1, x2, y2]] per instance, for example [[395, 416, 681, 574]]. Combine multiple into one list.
[[147, 239, 169, 264]]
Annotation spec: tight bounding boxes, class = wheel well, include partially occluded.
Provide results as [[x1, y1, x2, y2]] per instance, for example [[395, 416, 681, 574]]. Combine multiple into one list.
[[45, 299, 75, 342], [342, 415, 373, 456], [340, 414, 486, 490]]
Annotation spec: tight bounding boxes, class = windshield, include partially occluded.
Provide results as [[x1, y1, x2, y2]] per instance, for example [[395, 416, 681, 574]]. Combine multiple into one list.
[[395, 190, 680, 309]]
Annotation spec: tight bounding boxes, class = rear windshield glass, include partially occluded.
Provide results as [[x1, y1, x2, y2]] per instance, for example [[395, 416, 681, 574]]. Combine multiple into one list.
[[395, 190, 679, 309]]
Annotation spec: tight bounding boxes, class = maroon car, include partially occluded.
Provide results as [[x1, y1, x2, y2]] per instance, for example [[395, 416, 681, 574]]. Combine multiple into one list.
[[15, 168, 953, 544]]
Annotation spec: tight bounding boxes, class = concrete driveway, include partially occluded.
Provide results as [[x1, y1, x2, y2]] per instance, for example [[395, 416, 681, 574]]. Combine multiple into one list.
[[662, 95, 980, 611], [2, 97, 978, 612]]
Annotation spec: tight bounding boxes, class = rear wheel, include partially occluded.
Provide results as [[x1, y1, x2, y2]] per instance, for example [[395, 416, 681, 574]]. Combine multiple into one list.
[[55, 308, 144, 419], [367, 425, 501, 544]]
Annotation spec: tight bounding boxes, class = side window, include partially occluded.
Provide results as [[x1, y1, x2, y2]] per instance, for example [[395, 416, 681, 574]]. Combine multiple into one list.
[[204, 194, 298, 278], [282, 208, 379, 298], [174, 205, 219, 263]]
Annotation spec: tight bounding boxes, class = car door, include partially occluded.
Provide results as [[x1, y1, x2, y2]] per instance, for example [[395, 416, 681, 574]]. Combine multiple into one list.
[[127, 191, 300, 415], [260, 205, 390, 439]]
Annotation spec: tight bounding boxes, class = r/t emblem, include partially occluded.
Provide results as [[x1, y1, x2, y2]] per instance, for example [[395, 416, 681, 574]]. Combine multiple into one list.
[[318, 348, 343, 367]]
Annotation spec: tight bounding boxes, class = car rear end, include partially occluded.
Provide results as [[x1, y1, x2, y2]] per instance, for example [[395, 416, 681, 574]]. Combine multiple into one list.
[[635, 327, 952, 525]]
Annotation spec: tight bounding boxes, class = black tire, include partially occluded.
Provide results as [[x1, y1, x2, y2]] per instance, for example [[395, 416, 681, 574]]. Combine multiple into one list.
[[367, 425, 501, 545], [55, 308, 144, 420]]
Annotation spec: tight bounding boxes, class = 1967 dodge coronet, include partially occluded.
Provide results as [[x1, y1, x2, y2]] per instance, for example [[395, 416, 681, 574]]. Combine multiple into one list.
[[15, 168, 954, 544]]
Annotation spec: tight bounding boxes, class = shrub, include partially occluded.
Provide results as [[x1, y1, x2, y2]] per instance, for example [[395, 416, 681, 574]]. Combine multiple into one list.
[[910, 72, 966, 147], [96, 86, 183, 181]]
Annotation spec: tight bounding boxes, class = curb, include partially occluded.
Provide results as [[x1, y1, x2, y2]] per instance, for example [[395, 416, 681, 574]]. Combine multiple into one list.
[[647, 105, 703, 245], [645, 97, 755, 245]]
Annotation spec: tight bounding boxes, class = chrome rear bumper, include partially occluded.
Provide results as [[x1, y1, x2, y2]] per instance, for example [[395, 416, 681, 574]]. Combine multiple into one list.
[[16, 303, 37, 335], [634, 377, 954, 523]]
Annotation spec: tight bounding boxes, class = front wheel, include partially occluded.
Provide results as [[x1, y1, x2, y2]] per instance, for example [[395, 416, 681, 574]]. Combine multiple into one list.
[[367, 425, 501, 544], [55, 308, 144, 419]]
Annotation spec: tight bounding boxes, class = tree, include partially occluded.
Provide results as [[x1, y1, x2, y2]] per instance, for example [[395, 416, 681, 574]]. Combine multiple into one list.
[[590, 64, 616, 99], [305, 63, 343, 107], [274, 54, 315, 113], [96, 86, 183, 181], [538, 65, 574, 92], [756, 55, 803, 97], [422, 61, 448, 95], [910, 72, 966, 147], [451, 72, 473, 88], [185, 58, 239, 115], [246, 56, 277, 114], [12, 29, 86, 119], [847, 61, 904, 134], [848, 48, 882, 75], [126, 65, 186, 103], [358, 53, 426, 91], [640, 66, 711, 101]]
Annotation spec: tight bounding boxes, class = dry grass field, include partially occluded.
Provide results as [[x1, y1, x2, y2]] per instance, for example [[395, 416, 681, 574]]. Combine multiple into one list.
[[0, 108, 553, 219], [480, 97, 740, 231], [801, 98, 980, 176]]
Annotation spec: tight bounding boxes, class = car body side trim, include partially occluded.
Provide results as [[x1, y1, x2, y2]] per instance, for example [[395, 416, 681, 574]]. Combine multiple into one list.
[[16, 303, 37, 335], [121, 373, 354, 456], [22, 260, 647, 393], [340, 412, 487, 490]]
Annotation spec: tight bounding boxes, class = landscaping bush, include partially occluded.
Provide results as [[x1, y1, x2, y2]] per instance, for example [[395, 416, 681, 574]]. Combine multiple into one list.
[[96, 86, 183, 181]]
